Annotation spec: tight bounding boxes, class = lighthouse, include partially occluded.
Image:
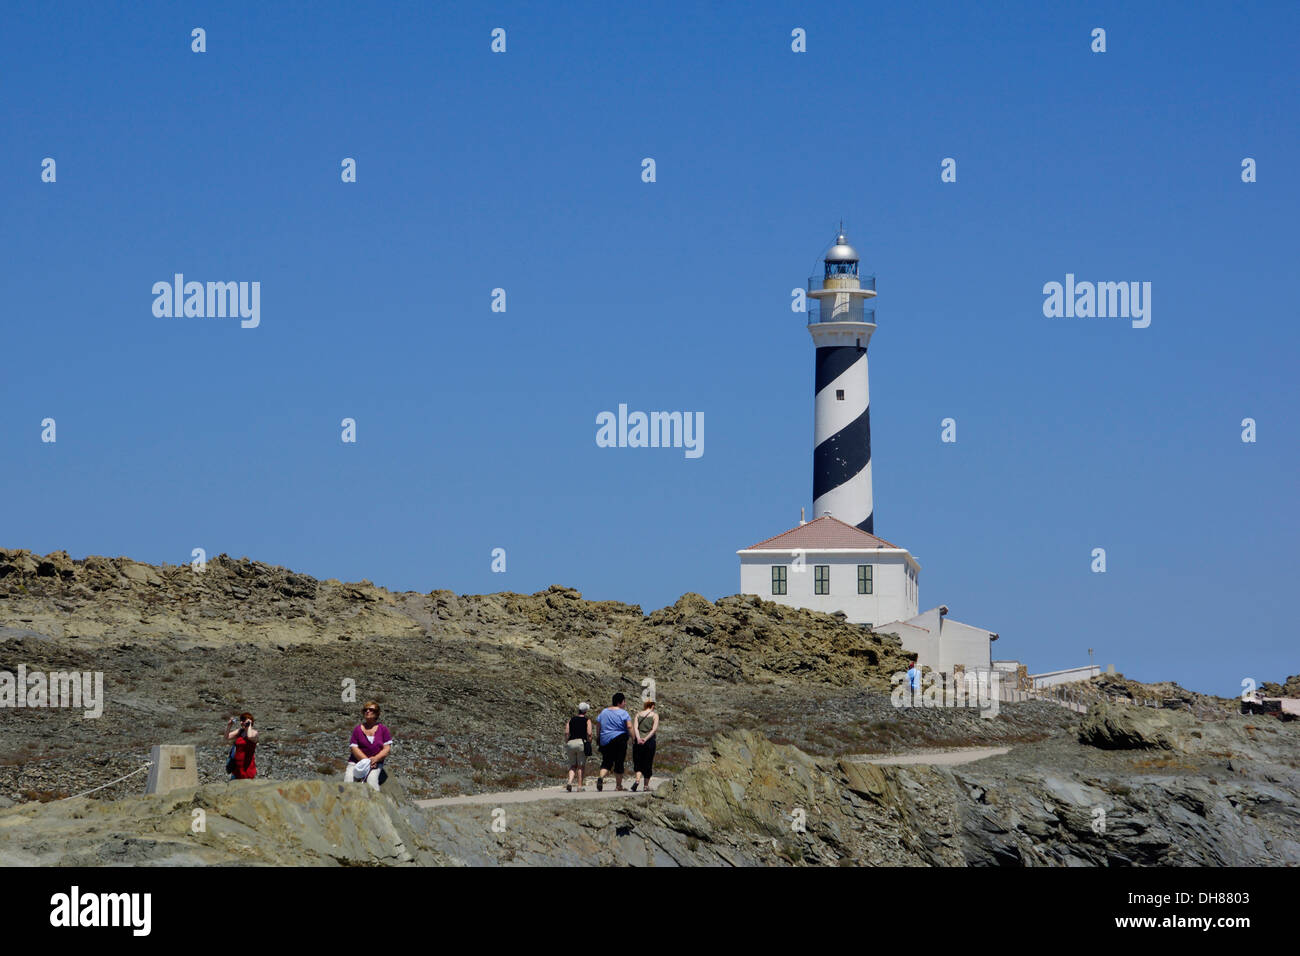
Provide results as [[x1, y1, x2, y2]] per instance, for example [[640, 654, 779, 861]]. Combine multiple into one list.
[[807, 228, 877, 532], [736, 229, 1002, 684], [736, 226, 916, 626]]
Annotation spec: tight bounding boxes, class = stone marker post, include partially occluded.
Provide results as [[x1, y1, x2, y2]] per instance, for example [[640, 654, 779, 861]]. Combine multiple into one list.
[[145, 745, 198, 795]]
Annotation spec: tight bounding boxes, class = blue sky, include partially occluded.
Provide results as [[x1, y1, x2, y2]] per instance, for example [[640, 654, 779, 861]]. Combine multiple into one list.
[[2, 2, 1295, 695]]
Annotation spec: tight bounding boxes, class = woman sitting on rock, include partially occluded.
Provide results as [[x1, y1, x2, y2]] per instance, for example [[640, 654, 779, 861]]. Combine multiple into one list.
[[345, 700, 392, 790]]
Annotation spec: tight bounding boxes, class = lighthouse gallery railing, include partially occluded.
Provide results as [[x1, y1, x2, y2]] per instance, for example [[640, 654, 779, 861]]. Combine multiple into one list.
[[804, 305, 875, 324], [807, 274, 876, 294]]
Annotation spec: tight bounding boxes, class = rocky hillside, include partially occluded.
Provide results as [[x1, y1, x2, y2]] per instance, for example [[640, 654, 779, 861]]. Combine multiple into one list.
[[0, 548, 909, 687], [4, 545, 1294, 867], [1085, 672, 1235, 711], [3, 711, 1297, 866], [3, 546, 1063, 806], [1261, 674, 1300, 697]]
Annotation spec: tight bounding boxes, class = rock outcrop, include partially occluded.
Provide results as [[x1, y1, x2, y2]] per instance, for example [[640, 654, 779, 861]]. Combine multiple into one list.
[[1077, 700, 1195, 750], [0, 778, 435, 866], [1261, 674, 1300, 698]]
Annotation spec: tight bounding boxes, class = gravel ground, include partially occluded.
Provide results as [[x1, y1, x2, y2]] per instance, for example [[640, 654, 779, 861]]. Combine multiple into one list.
[[0, 632, 1077, 805]]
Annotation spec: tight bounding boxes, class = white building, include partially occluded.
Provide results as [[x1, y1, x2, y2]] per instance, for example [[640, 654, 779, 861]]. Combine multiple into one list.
[[876, 606, 999, 678], [738, 515, 919, 627]]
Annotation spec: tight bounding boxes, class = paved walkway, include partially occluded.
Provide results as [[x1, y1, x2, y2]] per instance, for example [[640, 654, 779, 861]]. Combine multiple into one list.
[[413, 746, 1010, 809], [848, 746, 1011, 767], [414, 778, 669, 809]]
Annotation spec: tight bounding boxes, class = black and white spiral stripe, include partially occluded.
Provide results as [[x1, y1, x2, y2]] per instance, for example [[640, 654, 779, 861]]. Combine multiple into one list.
[[812, 344, 873, 533]]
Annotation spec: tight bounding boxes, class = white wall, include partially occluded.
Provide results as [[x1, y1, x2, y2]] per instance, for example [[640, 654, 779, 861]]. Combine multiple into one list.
[[739, 551, 915, 626], [1030, 665, 1100, 688], [878, 608, 996, 676]]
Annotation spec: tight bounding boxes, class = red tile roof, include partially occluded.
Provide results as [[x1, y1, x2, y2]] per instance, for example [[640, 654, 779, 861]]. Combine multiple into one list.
[[741, 515, 902, 551]]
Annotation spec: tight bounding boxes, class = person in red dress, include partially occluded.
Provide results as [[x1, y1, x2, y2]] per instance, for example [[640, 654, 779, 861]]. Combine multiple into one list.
[[224, 711, 259, 779]]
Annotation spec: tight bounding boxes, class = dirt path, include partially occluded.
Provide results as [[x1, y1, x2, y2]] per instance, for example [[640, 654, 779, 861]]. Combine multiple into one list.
[[848, 746, 1011, 767], [414, 778, 670, 808], [414, 746, 1012, 808]]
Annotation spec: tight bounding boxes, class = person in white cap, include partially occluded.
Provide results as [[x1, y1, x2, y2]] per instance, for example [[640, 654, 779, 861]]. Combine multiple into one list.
[[564, 702, 593, 792]]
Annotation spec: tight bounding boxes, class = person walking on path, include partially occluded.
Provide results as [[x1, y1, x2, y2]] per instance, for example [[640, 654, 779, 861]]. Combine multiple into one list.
[[631, 699, 659, 792], [224, 712, 259, 780], [564, 702, 593, 792], [345, 700, 393, 790], [596, 692, 632, 792]]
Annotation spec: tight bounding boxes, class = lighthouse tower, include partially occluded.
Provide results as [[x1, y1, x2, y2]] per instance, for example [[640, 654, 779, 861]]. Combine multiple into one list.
[[738, 228, 1003, 680], [807, 229, 877, 532]]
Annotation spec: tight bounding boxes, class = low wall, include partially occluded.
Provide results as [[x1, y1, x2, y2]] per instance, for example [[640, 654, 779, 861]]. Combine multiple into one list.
[[1029, 665, 1101, 688]]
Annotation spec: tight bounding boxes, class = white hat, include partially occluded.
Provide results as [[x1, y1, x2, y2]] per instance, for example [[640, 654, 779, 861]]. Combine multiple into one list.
[[578, 702, 590, 713], [353, 758, 372, 780]]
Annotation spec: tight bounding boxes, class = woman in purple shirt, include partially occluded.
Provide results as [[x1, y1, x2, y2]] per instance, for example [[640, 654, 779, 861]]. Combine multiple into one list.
[[345, 700, 393, 790]]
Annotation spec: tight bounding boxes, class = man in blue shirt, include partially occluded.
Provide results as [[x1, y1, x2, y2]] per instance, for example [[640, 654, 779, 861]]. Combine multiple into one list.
[[596, 692, 633, 791]]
